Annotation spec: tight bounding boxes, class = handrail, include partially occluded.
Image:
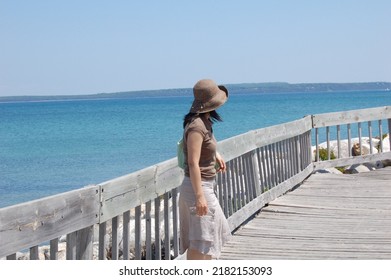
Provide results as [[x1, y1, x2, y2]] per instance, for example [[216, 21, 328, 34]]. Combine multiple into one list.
[[312, 106, 391, 170], [1, 106, 390, 260]]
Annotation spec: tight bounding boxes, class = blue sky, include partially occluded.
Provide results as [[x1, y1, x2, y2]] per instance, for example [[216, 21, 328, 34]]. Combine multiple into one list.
[[1, 0, 390, 96]]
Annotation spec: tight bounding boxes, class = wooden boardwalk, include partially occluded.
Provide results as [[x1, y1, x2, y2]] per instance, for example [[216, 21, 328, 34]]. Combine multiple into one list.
[[220, 167, 391, 260]]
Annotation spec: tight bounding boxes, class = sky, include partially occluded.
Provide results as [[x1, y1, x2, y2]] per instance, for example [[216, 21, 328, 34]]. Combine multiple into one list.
[[0, 0, 390, 97]]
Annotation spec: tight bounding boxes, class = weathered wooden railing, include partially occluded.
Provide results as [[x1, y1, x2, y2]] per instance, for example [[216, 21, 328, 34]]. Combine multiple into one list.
[[312, 106, 391, 170], [1, 106, 390, 260]]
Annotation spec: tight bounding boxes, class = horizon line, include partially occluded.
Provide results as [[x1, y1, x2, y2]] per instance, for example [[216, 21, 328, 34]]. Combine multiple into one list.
[[1, 81, 390, 100]]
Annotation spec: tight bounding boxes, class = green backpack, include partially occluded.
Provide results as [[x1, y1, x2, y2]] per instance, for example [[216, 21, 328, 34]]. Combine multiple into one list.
[[177, 138, 185, 169]]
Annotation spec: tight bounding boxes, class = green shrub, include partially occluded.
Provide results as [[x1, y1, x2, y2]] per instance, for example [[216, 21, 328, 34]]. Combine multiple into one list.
[[336, 166, 347, 173], [315, 147, 336, 161]]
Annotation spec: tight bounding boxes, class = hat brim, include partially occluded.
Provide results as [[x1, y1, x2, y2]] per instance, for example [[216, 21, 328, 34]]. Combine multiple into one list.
[[190, 85, 228, 113]]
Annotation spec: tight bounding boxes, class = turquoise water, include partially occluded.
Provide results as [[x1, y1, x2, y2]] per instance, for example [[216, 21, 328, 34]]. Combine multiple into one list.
[[1, 90, 390, 208]]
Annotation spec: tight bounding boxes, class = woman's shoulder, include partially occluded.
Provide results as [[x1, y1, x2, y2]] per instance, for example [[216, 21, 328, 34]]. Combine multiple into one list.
[[190, 116, 204, 126], [186, 117, 208, 135]]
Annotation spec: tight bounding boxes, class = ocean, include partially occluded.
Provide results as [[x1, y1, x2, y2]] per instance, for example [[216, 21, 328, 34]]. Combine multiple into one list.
[[1, 89, 390, 208]]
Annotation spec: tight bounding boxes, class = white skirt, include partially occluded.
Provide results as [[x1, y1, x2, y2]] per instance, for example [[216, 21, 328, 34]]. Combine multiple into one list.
[[178, 176, 231, 259]]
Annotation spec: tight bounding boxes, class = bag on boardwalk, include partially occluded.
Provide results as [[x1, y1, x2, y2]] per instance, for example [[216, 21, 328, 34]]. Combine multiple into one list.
[[177, 138, 185, 169]]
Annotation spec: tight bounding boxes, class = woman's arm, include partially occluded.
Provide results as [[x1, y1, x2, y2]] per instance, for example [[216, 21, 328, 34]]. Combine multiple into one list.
[[187, 131, 208, 216]]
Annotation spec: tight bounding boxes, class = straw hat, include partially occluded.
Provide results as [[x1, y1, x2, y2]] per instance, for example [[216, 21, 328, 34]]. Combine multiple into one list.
[[190, 79, 229, 113]]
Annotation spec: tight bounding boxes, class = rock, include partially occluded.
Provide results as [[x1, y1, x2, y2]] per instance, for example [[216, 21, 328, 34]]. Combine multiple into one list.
[[314, 168, 343, 174], [382, 135, 390, 152], [352, 142, 375, 156], [367, 161, 384, 169], [346, 164, 372, 174], [312, 137, 380, 161], [345, 161, 383, 174], [59, 235, 67, 243]]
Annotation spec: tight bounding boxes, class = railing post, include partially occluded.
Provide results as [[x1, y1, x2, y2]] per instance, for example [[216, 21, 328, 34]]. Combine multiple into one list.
[[171, 189, 179, 258], [135, 206, 142, 259], [98, 222, 107, 260], [76, 226, 94, 260], [388, 118, 391, 149], [251, 150, 261, 197], [358, 122, 362, 155], [326, 126, 331, 160], [164, 192, 171, 260], [315, 128, 319, 162], [66, 232, 77, 260], [348, 124, 352, 156], [111, 216, 119, 260], [337, 125, 341, 158], [30, 246, 39, 260], [368, 121, 373, 154], [306, 130, 312, 167], [6, 254, 16, 260], [154, 197, 162, 260], [145, 201, 152, 260], [123, 210, 131, 260], [378, 120, 384, 152], [295, 136, 301, 172], [50, 238, 59, 260]]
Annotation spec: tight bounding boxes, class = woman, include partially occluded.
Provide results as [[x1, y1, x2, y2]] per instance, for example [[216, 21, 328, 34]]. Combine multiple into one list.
[[179, 79, 231, 260]]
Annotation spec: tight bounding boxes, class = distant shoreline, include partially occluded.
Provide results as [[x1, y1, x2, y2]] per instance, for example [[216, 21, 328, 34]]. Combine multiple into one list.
[[0, 81, 390, 103]]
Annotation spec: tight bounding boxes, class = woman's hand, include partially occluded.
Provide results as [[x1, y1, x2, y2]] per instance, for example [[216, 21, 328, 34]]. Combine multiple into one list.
[[195, 195, 208, 216], [216, 152, 226, 173]]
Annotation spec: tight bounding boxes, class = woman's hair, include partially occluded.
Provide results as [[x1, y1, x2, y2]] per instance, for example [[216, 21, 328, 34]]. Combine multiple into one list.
[[183, 110, 223, 128]]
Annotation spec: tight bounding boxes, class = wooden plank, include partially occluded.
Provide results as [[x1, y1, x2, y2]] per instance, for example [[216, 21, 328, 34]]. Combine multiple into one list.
[[99, 158, 184, 222], [122, 210, 130, 260], [134, 206, 141, 259], [313, 151, 391, 170], [312, 106, 391, 128], [221, 167, 391, 260], [253, 116, 313, 150], [227, 164, 313, 231], [6, 254, 16, 260], [145, 201, 152, 260], [98, 222, 107, 260], [389, 118, 391, 148], [171, 189, 179, 258], [49, 238, 59, 260], [218, 116, 312, 162], [0, 185, 100, 258], [66, 232, 77, 260], [29, 246, 39, 260], [111, 216, 119, 260], [164, 192, 171, 260], [154, 197, 161, 260], [76, 225, 94, 260]]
